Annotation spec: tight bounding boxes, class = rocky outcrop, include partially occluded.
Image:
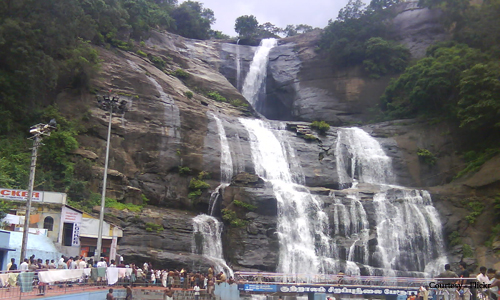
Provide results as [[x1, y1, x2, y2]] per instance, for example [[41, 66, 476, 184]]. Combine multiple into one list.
[[53, 14, 497, 272]]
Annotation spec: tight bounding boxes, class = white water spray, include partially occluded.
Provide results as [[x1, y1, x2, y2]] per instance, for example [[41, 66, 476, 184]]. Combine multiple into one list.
[[241, 39, 277, 106]]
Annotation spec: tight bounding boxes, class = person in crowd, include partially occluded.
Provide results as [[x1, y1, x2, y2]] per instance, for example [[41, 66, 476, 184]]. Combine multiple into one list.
[[97, 258, 107, 268], [437, 264, 458, 300], [163, 286, 174, 300], [20, 258, 29, 271], [109, 259, 116, 267], [125, 284, 133, 300], [6, 258, 16, 271], [489, 271, 500, 300], [193, 283, 201, 300], [106, 288, 114, 300]]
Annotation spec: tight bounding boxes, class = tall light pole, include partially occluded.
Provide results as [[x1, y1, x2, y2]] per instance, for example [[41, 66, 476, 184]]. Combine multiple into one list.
[[20, 119, 57, 263], [94, 95, 127, 261]]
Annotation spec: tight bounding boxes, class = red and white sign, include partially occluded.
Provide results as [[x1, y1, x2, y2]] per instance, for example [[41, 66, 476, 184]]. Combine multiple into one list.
[[0, 188, 44, 202], [61, 206, 82, 223]]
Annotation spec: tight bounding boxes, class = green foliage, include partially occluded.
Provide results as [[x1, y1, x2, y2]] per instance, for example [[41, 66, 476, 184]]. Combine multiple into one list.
[[381, 44, 487, 118], [171, 1, 215, 40], [229, 99, 249, 107], [457, 62, 500, 130], [235, 15, 259, 40], [465, 200, 484, 224], [221, 208, 247, 228], [449, 231, 462, 247], [455, 149, 500, 179], [141, 194, 150, 204], [0, 200, 13, 220], [310, 121, 331, 134], [173, 68, 190, 79], [302, 134, 318, 141], [189, 178, 210, 190], [284, 24, 315, 37], [145, 222, 164, 233], [484, 224, 500, 248], [105, 197, 143, 212], [188, 189, 202, 200], [320, 0, 402, 71], [137, 50, 147, 57], [206, 91, 227, 103], [149, 54, 167, 70], [179, 166, 192, 175], [233, 200, 257, 211], [417, 148, 437, 166], [462, 244, 473, 258], [184, 91, 194, 99], [363, 37, 410, 78]]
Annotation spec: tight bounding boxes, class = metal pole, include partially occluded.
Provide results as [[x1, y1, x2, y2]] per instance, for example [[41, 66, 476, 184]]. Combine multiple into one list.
[[95, 105, 113, 261], [20, 135, 41, 263]]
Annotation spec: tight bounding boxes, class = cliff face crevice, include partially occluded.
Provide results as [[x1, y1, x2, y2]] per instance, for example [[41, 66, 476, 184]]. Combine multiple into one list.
[[53, 8, 499, 271]]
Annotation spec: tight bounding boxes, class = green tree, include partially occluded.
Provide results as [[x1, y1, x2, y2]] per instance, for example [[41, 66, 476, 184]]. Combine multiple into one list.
[[235, 15, 259, 39], [171, 1, 215, 39], [363, 37, 410, 78], [337, 0, 366, 21], [457, 62, 500, 130], [381, 44, 488, 118]]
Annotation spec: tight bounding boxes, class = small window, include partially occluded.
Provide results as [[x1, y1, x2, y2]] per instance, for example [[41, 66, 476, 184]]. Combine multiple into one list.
[[43, 216, 54, 231]]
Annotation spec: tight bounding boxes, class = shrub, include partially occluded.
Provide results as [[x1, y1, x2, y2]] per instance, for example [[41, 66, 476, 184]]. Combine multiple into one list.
[[145, 222, 164, 233], [206, 91, 227, 102], [462, 244, 473, 258], [465, 201, 484, 224], [310, 120, 330, 134], [140, 41, 146, 47], [148, 55, 166, 70], [173, 68, 190, 79], [184, 91, 193, 99], [229, 99, 249, 107], [189, 178, 210, 190], [136, 50, 147, 57], [454, 149, 500, 179], [417, 148, 437, 166], [233, 199, 257, 211], [179, 166, 191, 175], [302, 134, 318, 141], [449, 231, 462, 247], [221, 208, 247, 228]]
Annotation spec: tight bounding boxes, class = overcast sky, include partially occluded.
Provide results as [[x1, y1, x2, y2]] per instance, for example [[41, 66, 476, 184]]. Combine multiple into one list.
[[181, 0, 361, 36]]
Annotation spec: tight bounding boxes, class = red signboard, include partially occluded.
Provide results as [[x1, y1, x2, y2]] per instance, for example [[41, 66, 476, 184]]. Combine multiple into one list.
[[0, 188, 44, 202]]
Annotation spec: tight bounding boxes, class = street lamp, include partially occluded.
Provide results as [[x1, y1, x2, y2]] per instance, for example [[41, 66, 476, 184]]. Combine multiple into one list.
[[20, 119, 57, 263], [94, 95, 127, 262]]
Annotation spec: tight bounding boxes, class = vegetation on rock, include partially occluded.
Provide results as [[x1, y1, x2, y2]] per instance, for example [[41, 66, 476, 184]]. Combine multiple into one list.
[[310, 121, 330, 135], [320, 0, 409, 77]]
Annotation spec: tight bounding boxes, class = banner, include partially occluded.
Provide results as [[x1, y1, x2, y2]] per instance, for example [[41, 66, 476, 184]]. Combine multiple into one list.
[[278, 285, 418, 295], [241, 284, 278, 292], [0, 188, 43, 202]]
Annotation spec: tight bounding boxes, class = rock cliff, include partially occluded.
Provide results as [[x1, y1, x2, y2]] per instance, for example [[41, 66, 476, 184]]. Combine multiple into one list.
[[55, 2, 499, 272]]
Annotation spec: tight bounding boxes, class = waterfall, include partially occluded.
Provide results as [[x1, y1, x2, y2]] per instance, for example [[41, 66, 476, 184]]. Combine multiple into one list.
[[208, 113, 233, 215], [241, 38, 277, 107], [335, 127, 394, 186], [192, 214, 233, 277], [147, 76, 181, 138], [334, 127, 447, 276], [236, 40, 241, 91], [240, 118, 331, 276]]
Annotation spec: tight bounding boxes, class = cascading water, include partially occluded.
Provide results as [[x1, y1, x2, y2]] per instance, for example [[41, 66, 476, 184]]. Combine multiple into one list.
[[191, 113, 234, 277], [333, 127, 447, 276], [240, 119, 331, 276], [236, 39, 241, 91], [147, 77, 181, 138], [192, 214, 233, 277], [241, 39, 277, 108], [208, 113, 233, 215]]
